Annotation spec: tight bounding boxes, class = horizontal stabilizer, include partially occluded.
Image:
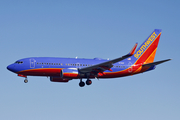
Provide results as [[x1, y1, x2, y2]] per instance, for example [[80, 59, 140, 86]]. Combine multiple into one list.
[[143, 59, 171, 67]]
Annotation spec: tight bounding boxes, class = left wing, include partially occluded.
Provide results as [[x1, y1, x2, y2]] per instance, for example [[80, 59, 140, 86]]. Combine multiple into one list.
[[79, 43, 138, 74]]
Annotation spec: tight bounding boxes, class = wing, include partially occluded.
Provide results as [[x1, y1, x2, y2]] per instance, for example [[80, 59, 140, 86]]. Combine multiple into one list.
[[79, 43, 138, 74]]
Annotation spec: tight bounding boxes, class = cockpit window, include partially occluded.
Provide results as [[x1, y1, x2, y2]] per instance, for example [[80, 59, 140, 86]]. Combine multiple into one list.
[[15, 61, 23, 64]]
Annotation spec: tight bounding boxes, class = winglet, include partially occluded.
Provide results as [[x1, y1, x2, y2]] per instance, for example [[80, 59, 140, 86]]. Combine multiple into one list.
[[129, 43, 138, 55]]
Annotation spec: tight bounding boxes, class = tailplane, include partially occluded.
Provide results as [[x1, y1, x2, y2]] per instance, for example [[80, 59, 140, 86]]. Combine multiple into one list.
[[142, 59, 172, 67], [139, 59, 172, 73]]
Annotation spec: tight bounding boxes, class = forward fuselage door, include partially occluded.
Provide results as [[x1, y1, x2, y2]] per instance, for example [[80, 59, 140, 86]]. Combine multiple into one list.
[[30, 59, 36, 68]]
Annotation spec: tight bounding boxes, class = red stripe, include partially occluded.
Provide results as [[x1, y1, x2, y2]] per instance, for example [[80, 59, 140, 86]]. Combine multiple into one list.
[[17, 68, 63, 76]]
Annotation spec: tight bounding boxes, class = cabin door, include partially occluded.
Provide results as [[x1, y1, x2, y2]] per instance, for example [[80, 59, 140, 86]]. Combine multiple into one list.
[[30, 59, 36, 68]]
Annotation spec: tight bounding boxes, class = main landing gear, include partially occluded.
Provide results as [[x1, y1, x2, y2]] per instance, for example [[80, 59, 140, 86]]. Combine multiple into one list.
[[86, 79, 92, 85], [79, 78, 92, 87]]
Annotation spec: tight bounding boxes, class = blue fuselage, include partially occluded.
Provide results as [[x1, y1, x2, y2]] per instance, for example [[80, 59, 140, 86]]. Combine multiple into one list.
[[7, 57, 134, 78]]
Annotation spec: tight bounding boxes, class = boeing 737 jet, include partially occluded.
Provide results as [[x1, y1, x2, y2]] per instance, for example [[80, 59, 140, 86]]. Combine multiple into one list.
[[7, 29, 171, 87]]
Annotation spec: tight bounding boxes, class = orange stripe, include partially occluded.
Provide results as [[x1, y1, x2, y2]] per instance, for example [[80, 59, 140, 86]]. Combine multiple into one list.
[[144, 48, 157, 64]]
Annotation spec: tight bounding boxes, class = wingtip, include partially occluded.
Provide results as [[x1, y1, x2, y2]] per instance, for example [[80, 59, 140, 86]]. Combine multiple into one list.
[[166, 58, 172, 61]]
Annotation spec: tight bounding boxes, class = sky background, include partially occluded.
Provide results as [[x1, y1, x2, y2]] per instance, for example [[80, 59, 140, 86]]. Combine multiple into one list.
[[0, 0, 179, 120]]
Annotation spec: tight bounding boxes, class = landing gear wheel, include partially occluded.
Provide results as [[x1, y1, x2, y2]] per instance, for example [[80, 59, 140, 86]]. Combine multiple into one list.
[[79, 81, 85, 87], [86, 80, 92, 85], [24, 79, 28, 83]]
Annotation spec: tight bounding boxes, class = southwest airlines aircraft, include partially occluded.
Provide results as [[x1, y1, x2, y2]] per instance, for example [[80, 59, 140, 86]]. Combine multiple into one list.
[[7, 29, 171, 87]]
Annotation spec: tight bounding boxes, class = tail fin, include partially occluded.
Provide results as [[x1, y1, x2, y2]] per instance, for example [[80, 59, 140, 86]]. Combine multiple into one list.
[[131, 29, 162, 64]]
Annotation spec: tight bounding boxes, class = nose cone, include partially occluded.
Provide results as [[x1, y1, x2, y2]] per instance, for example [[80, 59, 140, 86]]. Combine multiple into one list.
[[7, 64, 16, 73]]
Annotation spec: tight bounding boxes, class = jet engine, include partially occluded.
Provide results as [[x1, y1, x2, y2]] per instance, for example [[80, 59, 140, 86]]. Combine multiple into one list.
[[60, 68, 79, 78]]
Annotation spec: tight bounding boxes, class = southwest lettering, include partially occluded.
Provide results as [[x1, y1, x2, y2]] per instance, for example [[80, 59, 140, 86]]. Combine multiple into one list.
[[134, 32, 158, 58]]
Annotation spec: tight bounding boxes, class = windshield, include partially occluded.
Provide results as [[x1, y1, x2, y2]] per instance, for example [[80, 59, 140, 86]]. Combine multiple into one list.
[[15, 61, 23, 64]]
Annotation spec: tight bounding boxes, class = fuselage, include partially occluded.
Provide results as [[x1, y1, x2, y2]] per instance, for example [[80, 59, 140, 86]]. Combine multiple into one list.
[[7, 57, 151, 79]]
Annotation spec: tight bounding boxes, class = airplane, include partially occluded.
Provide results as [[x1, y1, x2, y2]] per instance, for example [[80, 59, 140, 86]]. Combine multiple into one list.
[[7, 29, 171, 87]]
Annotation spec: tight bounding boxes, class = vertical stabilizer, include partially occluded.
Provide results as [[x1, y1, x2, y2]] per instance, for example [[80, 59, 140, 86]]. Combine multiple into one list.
[[131, 29, 162, 64]]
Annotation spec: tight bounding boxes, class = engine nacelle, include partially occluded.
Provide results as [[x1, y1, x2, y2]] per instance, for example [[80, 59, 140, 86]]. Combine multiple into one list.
[[60, 68, 79, 78], [50, 77, 70, 82]]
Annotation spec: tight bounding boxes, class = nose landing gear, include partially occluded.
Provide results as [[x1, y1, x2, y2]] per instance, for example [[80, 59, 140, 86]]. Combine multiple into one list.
[[17, 74, 28, 83], [24, 78, 28, 83]]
